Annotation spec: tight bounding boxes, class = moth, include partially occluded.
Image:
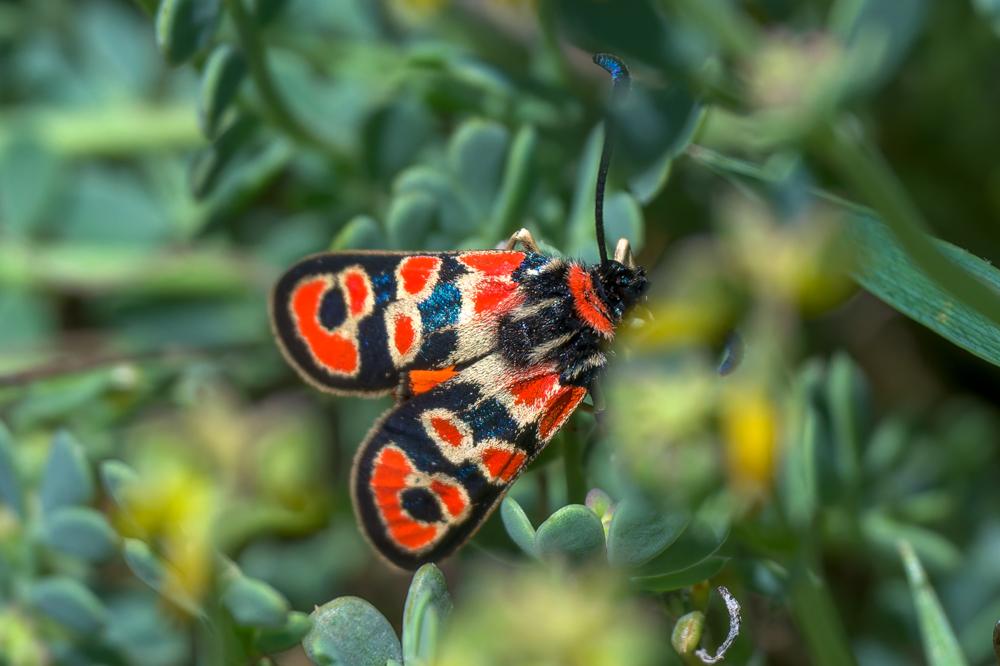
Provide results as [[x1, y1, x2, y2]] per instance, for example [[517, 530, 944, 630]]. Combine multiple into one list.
[[270, 54, 648, 569]]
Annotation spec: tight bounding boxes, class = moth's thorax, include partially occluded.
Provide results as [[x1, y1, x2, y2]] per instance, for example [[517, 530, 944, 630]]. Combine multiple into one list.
[[496, 257, 644, 386]]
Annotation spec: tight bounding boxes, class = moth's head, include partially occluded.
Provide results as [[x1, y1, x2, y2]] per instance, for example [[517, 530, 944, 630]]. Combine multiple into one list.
[[596, 259, 648, 321]]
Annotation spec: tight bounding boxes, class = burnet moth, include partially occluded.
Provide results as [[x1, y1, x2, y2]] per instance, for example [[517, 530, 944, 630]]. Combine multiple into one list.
[[270, 53, 648, 570]]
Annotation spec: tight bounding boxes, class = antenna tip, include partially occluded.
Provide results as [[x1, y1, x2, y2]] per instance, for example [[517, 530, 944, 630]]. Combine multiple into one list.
[[593, 53, 630, 82]]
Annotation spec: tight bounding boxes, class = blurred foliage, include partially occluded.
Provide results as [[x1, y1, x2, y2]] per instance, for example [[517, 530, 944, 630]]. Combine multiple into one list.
[[2, 0, 1000, 664]]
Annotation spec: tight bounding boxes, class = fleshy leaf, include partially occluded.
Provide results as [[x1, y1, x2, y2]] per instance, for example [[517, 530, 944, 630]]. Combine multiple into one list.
[[303, 597, 402, 666], [28, 577, 107, 633], [41, 506, 119, 562], [534, 504, 606, 564], [256, 611, 313, 655], [402, 564, 452, 665], [100, 459, 138, 508], [0, 422, 24, 516], [199, 44, 246, 138], [631, 556, 728, 593], [607, 499, 690, 568], [40, 431, 94, 514], [500, 496, 537, 558], [331, 215, 385, 251], [222, 576, 290, 628], [155, 0, 222, 65], [448, 120, 509, 214]]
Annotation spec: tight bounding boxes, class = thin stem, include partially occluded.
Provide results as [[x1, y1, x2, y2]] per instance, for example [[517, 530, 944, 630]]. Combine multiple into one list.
[[0, 341, 265, 388], [223, 0, 344, 160]]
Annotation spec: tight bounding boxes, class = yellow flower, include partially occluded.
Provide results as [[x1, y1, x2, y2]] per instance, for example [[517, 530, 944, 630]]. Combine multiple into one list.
[[720, 383, 779, 499], [120, 461, 217, 607]]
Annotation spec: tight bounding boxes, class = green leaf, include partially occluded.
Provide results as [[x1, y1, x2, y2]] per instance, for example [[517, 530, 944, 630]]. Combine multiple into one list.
[[222, 576, 290, 628], [199, 44, 246, 138], [100, 459, 138, 508], [825, 352, 868, 492], [155, 0, 222, 65], [830, 0, 928, 93], [632, 556, 728, 593], [393, 167, 472, 238], [613, 84, 702, 204], [122, 539, 201, 615], [849, 214, 1000, 369], [489, 125, 537, 238], [0, 138, 60, 236], [788, 562, 857, 666], [534, 504, 605, 564], [40, 431, 94, 514], [189, 114, 259, 199], [552, 0, 672, 71], [252, 0, 290, 25], [0, 422, 23, 517], [331, 215, 385, 251], [41, 506, 118, 562], [255, 611, 313, 655], [304, 597, 402, 666], [636, 499, 729, 577], [402, 564, 452, 665], [781, 363, 824, 530], [364, 100, 436, 182], [500, 496, 537, 558], [448, 119, 509, 214], [386, 191, 438, 250], [603, 191, 645, 257], [606, 498, 690, 568], [123, 538, 166, 590], [28, 577, 107, 633]]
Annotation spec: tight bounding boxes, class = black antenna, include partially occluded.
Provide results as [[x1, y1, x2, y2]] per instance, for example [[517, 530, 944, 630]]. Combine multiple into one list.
[[592, 53, 631, 266]]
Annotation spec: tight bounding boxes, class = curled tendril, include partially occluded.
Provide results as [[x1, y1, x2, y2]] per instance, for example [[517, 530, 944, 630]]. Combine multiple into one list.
[[695, 586, 742, 664]]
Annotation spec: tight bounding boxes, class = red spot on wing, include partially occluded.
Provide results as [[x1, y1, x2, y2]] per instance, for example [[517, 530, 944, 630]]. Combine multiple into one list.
[[568, 265, 613, 336], [408, 367, 457, 395], [473, 278, 518, 314], [393, 314, 416, 356], [509, 372, 560, 408], [430, 416, 464, 447], [538, 386, 588, 441], [481, 447, 527, 482], [460, 251, 526, 277], [399, 256, 440, 295], [430, 480, 467, 517], [291, 278, 359, 374], [371, 447, 439, 551], [343, 270, 369, 316]]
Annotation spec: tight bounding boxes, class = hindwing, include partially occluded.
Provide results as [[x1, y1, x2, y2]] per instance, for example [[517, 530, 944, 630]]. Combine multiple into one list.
[[352, 353, 588, 569], [270, 250, 546, 396]]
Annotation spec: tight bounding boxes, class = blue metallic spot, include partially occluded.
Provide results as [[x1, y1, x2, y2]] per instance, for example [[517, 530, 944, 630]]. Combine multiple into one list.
[[372, 271, 393, 305], [465, 398, 517, 441], [593, 53, 628, 81], [513, 252, 550, 280], [418, 282, 462, 332]]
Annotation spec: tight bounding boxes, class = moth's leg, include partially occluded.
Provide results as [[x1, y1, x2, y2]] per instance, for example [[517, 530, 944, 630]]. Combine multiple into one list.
[[504, 228, 541, 253], [613, 238, 635, 268]]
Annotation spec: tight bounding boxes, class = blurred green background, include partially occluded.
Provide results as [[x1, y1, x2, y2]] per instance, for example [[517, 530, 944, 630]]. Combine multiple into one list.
[[2, 0, 1000, 664]]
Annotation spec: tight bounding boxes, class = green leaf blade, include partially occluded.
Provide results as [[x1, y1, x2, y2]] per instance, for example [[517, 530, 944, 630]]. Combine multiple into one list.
[[850, 215, 1000, 368], [899, 541, 970, 666]]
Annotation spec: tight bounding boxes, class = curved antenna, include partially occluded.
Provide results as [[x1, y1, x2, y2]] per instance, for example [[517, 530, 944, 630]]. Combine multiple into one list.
[[592, 53, 631, 266]]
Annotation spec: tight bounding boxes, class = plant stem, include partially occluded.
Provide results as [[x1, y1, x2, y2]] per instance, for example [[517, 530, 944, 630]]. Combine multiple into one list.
[[223, 0, 344, 160]]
